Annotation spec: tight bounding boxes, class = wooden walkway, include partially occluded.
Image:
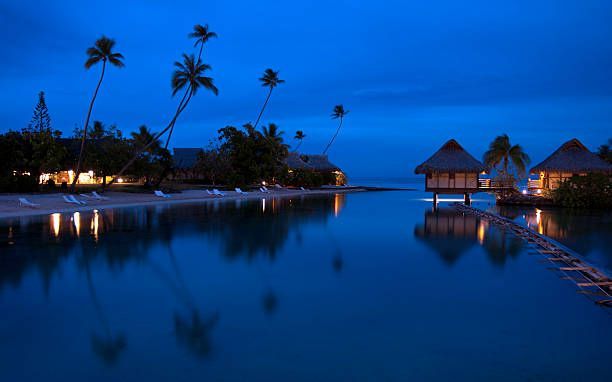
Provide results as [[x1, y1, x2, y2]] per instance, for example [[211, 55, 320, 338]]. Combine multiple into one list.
[[453, 203, 612, 307]]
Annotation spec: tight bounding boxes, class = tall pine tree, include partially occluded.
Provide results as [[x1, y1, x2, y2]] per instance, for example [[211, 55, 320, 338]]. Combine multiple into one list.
[[28, 91, 52, 133]]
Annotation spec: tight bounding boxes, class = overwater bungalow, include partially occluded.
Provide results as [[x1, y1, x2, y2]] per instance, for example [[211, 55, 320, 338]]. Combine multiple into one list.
[[529, 138, 612, 192], [286, 153, 347, 185], [414, 139, 486, 204]]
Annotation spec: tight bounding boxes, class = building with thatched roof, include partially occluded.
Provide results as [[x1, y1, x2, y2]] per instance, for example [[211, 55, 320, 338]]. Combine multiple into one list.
[[414, 139, 486, 201], [529, 139, 612, 191], [285, 153, 346, 185], [172, 148, 204, 180]]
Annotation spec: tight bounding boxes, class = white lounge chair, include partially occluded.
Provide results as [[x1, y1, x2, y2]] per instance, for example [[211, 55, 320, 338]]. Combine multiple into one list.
[[213, 189, 225, 197], [92, 191, 110, 200], [79, 193, 93, 199], [235, 188, 248, 195], [259, 187, 269, 193], [300, 187, 307, 191], [274, 184, 283, 189], [262, 186, 270, 192], [154, 190, 171, 198], [63, 195, 86, 206], [18, 197, 39, 208]]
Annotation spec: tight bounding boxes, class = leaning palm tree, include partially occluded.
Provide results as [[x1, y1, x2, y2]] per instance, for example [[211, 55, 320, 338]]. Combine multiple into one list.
[[111, 54, 218, 184], [262, 123, 284, 145], [253, 69, 284, 128], [71, 36, 124, 192], [322, 104, 348, 155], [292, 130, 306, 152], [483, 134, 530, 178], [164, 24, 218, 150]]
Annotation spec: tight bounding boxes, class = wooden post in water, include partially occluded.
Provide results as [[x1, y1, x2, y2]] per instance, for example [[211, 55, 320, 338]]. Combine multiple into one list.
[[464, 193, 471, 206]]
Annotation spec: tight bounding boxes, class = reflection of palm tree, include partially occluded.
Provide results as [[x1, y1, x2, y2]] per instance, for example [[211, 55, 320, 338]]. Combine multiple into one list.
[[261, 289, 278, 316], [149, 245, 219, 358], [481, 228, 523, 267], [85, 261, 126, 365], [174, 310, 219, 358]]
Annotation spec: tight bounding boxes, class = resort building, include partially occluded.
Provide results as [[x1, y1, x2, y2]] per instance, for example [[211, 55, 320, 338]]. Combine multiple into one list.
[[529, 138, 612, 191], [414, 139, 486, 204], [173, 148, 204, 180], [286, 153, 347, 185]]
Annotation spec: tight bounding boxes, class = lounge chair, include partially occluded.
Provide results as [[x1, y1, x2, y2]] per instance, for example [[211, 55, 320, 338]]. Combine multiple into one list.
[[274, 184, 283, 189], [154, 190, 171, 198], [300, 187, 307, 191], [92, 191, 110, 200], [63, 195, 86, 206], [235, 188, 248, 195], [259, 187, 269, 193], [18, 197, 39, 208], [213, 189, 225, 197], [262, 186, 270, 192]]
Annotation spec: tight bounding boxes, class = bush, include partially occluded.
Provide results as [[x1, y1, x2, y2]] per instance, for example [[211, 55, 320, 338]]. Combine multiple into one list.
[[552, 173, 612, 208], [0, 175, 39, 193]]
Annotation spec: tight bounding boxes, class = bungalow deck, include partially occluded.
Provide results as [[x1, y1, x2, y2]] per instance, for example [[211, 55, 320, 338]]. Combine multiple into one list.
[[453, 203, 612, 308]]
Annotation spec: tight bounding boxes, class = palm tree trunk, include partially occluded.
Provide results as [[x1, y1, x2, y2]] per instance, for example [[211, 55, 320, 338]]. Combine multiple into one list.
[[254, 88, 272, 128], [323, 117, 343, 155], [164, 44, 205, 151], [109, 87, 192, 186], [71, 61, 106, 193], [292, 140, 302, 153]]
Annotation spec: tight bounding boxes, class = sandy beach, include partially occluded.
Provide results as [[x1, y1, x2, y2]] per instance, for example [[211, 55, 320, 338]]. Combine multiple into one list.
[[0, 188, 364, 219]]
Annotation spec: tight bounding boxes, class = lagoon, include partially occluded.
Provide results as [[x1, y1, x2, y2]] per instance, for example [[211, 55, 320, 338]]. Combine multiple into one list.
[[0, 191, 610, 381]]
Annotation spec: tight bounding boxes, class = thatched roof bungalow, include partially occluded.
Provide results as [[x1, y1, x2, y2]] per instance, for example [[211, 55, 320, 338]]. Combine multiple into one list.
[[415, 139, 486, 196], [285, 153, 346, 185], [529, 139, 612, 190]]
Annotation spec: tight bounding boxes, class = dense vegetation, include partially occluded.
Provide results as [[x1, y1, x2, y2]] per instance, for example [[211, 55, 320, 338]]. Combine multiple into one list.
[[552, 173, 612, 208]]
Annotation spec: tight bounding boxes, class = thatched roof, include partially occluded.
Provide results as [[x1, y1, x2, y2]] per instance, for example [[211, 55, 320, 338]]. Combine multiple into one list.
[[173, 148, 203, 169], [414, 139, 486, 174], [286, 153, 342, 172], [530, 139, 612, 173]]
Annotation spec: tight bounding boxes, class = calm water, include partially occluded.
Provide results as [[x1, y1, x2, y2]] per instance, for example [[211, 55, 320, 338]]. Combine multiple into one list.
[[1, 192, 611, 381]]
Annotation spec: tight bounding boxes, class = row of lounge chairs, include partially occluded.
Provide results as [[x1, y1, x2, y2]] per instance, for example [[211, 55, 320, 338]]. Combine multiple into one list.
[[17, 185, 312, 208]]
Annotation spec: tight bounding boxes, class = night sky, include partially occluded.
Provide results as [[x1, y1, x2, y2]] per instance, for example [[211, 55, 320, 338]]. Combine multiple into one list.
[[1, 0, 611, 178]]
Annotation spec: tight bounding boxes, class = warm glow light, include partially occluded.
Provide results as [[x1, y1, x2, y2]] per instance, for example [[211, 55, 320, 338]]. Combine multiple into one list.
[[90, 210, 100, 242], [261, 198, 266, 213], [477, 221, 486, 244], [522, 189, 527, 195], [117, 178, 124, 183], [88, 170, 94, 177], [536, 189, 542, 194], [262, 181, 267, 186], [535, 208, 543, 234], [51, 213, 61, 238], [73, 212, 81, 237]]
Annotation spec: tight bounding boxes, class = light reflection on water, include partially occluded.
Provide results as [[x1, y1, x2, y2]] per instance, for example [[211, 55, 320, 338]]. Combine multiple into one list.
[[0, 192, 610, 381]]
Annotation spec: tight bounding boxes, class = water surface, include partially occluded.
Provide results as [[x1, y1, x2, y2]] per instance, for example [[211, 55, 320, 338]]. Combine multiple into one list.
[[0, 192, 610, 381]]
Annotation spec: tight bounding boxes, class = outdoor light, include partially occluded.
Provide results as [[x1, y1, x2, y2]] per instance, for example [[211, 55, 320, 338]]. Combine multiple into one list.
[[117, 178, 124, 183]]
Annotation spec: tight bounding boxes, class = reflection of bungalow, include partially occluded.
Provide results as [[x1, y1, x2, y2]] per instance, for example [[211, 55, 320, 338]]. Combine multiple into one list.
[[173, 148, 203, 180], [414, 139, 486, 204], [413, 208, 482, 265], [529, 139, 612, 191], [286, 153, 347, 185]]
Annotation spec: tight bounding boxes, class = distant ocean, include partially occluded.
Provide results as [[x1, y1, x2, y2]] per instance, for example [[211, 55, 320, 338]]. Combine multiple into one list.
[[349, 176, 423, 190]]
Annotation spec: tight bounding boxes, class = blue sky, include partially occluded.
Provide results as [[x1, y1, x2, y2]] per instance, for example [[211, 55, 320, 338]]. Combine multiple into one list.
[[1, 0, 611, 177]]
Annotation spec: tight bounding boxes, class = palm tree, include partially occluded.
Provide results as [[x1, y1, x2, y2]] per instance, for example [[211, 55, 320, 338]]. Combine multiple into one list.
[[293, 130, 306, 152], [189, 24, 217, 64], [164, 24, 218, 150], [111, 54, 218, 184], [254, 69, 284, 128], [71, 36, 124, 192], [262, 123, 284, 145], [322, 104, 348, 155], [483, 134, 530, 178]]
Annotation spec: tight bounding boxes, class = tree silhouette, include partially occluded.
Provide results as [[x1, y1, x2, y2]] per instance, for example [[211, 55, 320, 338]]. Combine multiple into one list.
[[71, 36, 124, 192], [254, 68, 284, 128]]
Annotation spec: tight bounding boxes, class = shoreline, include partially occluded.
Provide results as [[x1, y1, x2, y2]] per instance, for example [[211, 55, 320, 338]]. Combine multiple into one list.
[[0, 188, 367, 220]]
